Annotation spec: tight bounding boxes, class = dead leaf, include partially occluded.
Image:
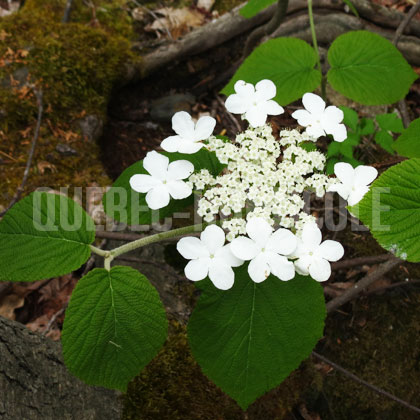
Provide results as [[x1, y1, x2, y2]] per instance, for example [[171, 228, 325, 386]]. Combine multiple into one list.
[[132, 7, 145, 21], [37, 161, 57, 174], [0, 293, 24, 320], [145, 7, 205, 39], [197, 0, 215, 11], [324, 281, 354, 298]]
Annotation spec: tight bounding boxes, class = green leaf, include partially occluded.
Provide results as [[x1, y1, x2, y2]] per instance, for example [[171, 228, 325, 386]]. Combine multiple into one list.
[[103, 149, 224, 225], [342, 0, 359, 17], [374, 130, 395, 154], [350, 159, 420, 261], [358, 118, 375, 136], [0, 191, 95, 282], [222, 38, 322, 106], [327, 31, 417, 105], [62, 266, 168, 391], [188, 266, 326, 409], [340, 105, 359, 132], [393, 118, 420, 158], [376, 113, 404, 133], [240, 0, 276, 18]]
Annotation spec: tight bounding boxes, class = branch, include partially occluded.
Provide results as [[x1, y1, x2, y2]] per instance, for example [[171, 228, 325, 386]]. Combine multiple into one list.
[[62, 0, 73, 23], [0, 90, 43, 218], [331, 254, 392, 271], [242, 0, 289, 57], [393, 0, 420, 45], [326, 256, 401, 312], [312, 351, 420, 415]]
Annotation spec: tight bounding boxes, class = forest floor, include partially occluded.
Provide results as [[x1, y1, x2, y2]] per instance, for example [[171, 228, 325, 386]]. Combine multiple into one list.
[[1, 0, 420, 419]]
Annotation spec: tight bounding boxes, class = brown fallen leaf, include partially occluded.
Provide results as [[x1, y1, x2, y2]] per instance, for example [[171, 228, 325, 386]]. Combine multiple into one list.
[[37, 161, 57, 174], [0, 293, 24, 320], [145, 7, 205, 39]]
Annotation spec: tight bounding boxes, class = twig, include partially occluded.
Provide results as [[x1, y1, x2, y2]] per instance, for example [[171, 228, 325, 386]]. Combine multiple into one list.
[[326, 256, 401, 312], [392, 0, 420, 128], [393, 0, 420, 45], [62, 0, 73, 23], [42, 306, 66, 336], [312, 351, 420, 415], [365, 278, 420, 295], [242, 0, 289, 58], [95, 230, 199, 242], [331, 254, 392, 271], [216, 95, 242, 133], [0, 89, 43, 218]]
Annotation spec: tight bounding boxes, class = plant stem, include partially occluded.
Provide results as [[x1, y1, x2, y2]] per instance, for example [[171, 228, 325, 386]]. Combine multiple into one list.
[[110, 223, 205, 259], [307, 0, 326, 98]]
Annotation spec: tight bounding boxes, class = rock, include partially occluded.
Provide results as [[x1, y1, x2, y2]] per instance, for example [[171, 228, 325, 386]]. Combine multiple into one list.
[[55, 143, 78, 157], [78, 114, 103, 143], [150, 93, 195, 122]]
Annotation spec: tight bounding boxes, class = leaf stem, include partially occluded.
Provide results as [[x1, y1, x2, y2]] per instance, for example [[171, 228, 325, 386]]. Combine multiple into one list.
[[90, 245, 110, 257], [110, 223, 205, 260], [307, 0, 326, 98]]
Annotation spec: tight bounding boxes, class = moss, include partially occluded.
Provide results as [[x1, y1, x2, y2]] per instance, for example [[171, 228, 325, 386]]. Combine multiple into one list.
[[214, 0, 245, 13], [122, 321, 322, 420], [0, 0, 140, 203], [320, 290, 420, 419]]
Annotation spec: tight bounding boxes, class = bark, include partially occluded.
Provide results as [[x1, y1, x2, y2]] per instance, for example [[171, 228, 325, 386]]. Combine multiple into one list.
[[0, 315, 121, 420]]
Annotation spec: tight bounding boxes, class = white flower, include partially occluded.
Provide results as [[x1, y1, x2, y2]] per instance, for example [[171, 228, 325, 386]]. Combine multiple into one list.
[[230, 218, 297, 283], [177, 225, 243, 290], [161, 111, 216, 154], [129, 151, 194, 210], [225, 80, 284, 128], [293, 223, 344, 282], [292, 93, 347, 142], [328, 162, 378, 206]]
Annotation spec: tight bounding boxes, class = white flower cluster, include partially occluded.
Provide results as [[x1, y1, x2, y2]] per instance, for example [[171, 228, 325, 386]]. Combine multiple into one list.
[[189, 125, 337, 240], [127, 78, 379, 290]]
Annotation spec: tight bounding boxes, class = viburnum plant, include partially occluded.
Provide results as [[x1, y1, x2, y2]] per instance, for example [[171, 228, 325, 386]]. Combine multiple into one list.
[[0, 77, 388, 409]]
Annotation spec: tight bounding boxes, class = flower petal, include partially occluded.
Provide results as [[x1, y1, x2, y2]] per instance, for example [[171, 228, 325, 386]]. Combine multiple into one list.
[[166, 180, 192, 200], [177, 237, 209, 260], [323, 105, 344, 124], [143, 151, 169, 180], [248, 253, 270, 283], [246, 217, 273, 246], [172, 111, 195, 139], [215, 244, 244, 267], [129, 174, 161, 193], [178, 141, 204, 154], [255, 79, 276, 101], [167, 160, 194, 180], [353, 165, 378, 187], [266, 252, 295, 281], [266, 228, 297, 256], [208, 263, 235, 290], [331, 124, 347, 142], [334, 162, 354, 185], [294, 256, 311, 275], [301, 223, 322, 248], [185, 258, 210, 281], [225, 94, 249, 114], [244, 106, 267, 128], [348, 185, 370, 206], [230, 236, 260, 260], [309, 257, 331, 282], [317, 240, 344, 262], [200, 225, 226, 254], [194, 116, 216, 141], [291, 109, 313, 127], [234, 80, 255, 97], [327, 182, 351, 201], [260, 100, 284, 116], [302, 92, 325, 114], [145, 185, 170, 210], [306, 124, 325, 139], [161, 135, 181, 152]]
